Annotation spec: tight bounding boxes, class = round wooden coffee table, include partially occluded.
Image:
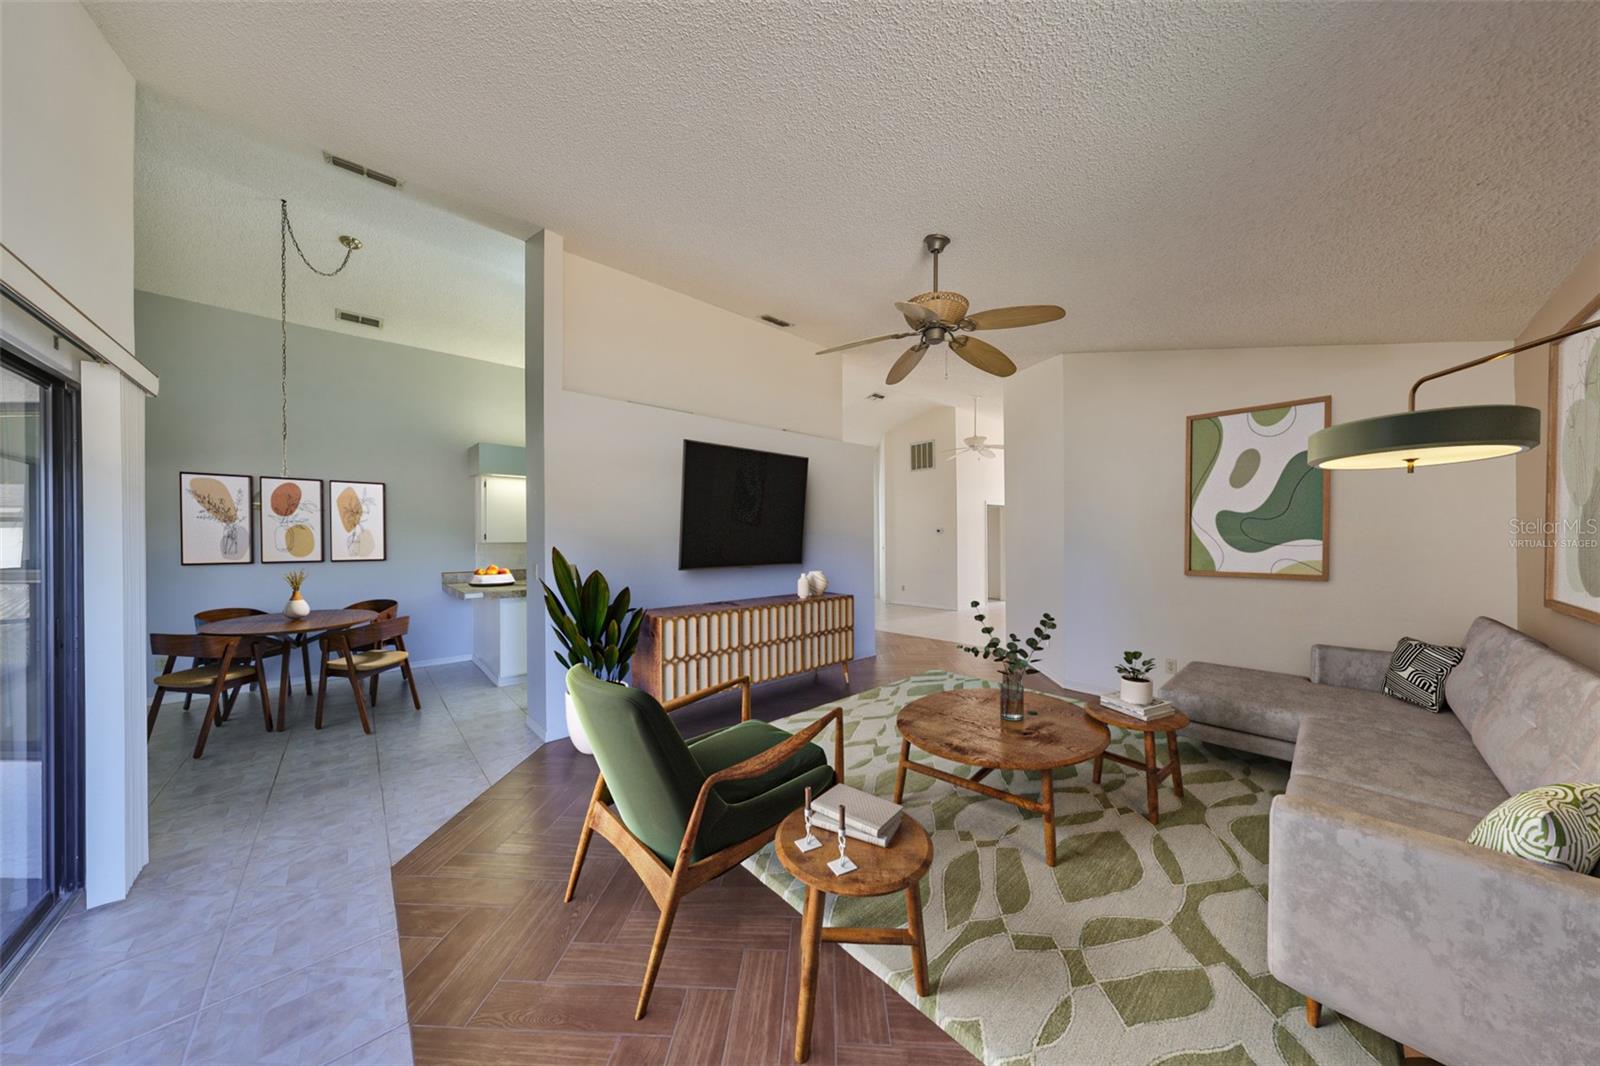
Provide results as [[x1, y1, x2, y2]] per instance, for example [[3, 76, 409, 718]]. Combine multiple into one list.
[[893, 688, 1108, 866], [775, 809, 933, 1064], [1084, 699, 1191, 826], [200, 608, 376, 731]]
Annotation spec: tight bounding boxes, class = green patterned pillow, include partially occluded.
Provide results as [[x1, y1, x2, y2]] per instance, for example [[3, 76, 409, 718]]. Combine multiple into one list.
[[1468, 783, 1600, 873]]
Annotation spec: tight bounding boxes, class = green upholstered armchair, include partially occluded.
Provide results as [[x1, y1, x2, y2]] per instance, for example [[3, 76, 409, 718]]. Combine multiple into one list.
[[563, 665, 841, 1018]]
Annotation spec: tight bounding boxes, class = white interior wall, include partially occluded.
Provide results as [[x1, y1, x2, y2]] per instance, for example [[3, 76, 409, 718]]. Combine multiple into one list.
[[533, 242, 874, 739], [1, 4, 152, 907], [955, 412, 1005, 609], [1003, 359, 1069, 680], [0, 3, 148, 390], [1007, 342, 1519, 694], [883, 406, 959, 609], [562, 252, 844, 439]]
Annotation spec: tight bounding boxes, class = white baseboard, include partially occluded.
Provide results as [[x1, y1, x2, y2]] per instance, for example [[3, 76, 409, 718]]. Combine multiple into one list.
[[472, 656, 527, 688], [411, 654, 472, 668]]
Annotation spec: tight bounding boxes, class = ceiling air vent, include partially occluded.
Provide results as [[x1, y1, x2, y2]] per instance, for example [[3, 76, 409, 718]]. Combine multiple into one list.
[[335, 309, 382, 329], [323, 152, 403, 188], [759, 314, 792, 328], [910, 440, 934, 471]]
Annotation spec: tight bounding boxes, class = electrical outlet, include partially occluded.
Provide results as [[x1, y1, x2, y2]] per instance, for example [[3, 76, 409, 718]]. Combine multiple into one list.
[[1165, 657, 1178, 674]]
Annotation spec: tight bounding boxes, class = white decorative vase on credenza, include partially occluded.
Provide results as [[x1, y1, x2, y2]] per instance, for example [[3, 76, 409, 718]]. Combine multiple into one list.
[[1120, 678, 1153, 706], [796, 570, 829, 599]]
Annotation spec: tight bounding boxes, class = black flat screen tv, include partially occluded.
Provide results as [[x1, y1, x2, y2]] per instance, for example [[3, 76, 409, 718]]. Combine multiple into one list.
[[679, 440, 808, 569]]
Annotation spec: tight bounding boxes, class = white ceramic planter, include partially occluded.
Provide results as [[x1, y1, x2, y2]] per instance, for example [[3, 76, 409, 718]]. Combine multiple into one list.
[[284, 594, 310, 619], [566, 678, 629, 754], [1120, 678, 1153, 705], [565, 689, 593, 754]]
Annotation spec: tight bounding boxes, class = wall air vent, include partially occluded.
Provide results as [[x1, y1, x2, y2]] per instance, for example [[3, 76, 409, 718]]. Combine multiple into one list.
[[323, 152, 403, 188], [910, 440, 934, 471], [759, 314, 792, 328], [335, 309, 383, 329]]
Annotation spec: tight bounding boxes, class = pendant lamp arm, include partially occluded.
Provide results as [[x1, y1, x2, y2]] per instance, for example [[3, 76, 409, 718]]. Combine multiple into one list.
[[1408, 319, 1599, 411]]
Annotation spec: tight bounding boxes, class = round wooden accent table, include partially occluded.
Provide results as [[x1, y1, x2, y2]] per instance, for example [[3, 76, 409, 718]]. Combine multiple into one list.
[[775, 809, 933, 1064], [893, 688, 1109, 866], [1084, 699, 1191, 826], [200, 609, 376, 731]]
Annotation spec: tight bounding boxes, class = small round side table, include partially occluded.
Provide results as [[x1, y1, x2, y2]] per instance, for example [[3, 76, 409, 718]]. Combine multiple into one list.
[[1084, 699, 1190, 826], [775, 809, 933, 1064]]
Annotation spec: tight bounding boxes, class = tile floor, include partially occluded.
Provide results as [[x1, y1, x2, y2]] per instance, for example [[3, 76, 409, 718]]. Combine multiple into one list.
[[0, 661, 541, 1065], [875, 599, 1004, 646]]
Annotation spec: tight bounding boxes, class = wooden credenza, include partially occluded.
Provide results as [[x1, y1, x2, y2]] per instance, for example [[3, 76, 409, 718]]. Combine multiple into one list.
[[633, 593, 854, 702]]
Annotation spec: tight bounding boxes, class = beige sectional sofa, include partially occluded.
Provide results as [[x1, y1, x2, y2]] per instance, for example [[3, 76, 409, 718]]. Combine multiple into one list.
[[1161, 617, 1600, 1066]]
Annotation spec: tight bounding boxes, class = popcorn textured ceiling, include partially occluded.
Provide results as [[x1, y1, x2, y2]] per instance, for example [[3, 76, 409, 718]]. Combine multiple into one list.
[[94, 0, 1600, 387]]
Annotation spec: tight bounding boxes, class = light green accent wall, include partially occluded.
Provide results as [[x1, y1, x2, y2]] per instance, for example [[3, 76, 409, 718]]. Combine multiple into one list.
[[137, 291, 523, 662]]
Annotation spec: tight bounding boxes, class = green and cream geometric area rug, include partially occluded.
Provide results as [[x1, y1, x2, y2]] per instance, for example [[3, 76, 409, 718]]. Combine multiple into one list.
[[741, 671, 1399, 1066]]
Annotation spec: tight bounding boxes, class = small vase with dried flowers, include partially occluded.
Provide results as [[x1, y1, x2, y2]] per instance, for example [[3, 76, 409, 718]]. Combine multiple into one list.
[[283, 569, 311, 619]]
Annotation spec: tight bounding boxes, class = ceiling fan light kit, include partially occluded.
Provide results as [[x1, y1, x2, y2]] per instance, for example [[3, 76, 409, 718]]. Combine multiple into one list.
[[1308, 319, 1598, 473], [818, 234, 1066, 385]]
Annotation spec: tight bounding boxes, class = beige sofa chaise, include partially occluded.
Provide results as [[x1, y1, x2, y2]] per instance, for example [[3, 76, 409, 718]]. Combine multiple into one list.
[[1161, 617, 1600, 1066]]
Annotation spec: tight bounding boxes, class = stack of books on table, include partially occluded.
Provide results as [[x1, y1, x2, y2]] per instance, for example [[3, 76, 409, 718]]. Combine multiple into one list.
[[1100, 693, 1176, 721], [810, 784, 903, 847]]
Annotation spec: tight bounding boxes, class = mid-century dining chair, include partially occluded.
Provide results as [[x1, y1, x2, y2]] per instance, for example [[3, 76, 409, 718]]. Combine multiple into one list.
[[563, 664, 842, 1019], [191, 607, 298, 705], [148, 633, 267, 758], [344, 599, 399, 700], [315, 615, 421, 732]]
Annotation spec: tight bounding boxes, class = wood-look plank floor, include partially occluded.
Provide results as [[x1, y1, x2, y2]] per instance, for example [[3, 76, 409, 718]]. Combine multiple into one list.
[[394, 632, 1037, 1065]]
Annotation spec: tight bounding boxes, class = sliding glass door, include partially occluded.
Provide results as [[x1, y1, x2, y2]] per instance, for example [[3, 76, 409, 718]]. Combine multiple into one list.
[[0, 350, 81, 976]]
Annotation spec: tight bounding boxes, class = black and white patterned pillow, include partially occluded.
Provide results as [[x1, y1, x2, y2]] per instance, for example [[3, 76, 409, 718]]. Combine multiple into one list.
[[1383, 637, 1465, 711]]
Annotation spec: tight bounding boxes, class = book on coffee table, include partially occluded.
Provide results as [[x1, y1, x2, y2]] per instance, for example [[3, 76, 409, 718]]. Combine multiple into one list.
[[1099, 693, 1175, 720], [810, 784, 903, 847]]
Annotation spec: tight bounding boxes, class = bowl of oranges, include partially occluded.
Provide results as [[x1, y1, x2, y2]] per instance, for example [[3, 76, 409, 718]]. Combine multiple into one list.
[[469, 565, 516, 586]]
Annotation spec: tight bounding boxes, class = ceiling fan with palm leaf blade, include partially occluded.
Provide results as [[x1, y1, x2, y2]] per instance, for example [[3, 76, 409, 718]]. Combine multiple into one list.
[[816, 234, 1066, 385], [947, 396, 1004, 460]]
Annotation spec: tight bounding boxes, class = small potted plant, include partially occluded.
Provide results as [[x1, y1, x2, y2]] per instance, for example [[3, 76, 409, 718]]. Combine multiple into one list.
[[1116, 650, 1156, 705], [283, 569, 310, 618], [541, 547, 644, 754], [959, 600, 1056, 722]]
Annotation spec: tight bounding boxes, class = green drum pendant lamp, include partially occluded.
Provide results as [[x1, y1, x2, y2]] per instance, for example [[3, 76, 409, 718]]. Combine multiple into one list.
[[1308, 319, 1599, 473]]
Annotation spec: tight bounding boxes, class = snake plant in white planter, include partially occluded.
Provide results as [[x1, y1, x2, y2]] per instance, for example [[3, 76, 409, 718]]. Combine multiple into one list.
[[541, 547, 644, 754]]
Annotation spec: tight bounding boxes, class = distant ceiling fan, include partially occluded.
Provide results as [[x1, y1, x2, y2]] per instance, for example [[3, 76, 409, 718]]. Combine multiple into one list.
[[816, 234, 1066, 385], [948, 397, 1003, 461]]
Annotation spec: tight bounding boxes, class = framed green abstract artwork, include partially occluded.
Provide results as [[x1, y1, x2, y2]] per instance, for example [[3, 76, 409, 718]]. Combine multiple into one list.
[[1186, 396, 1330, 580], [1544, 296, 1600, 625]]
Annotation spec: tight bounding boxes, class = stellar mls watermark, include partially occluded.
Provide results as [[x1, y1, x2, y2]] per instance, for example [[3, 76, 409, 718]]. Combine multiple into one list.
[[1509, 517, 1599, 549]]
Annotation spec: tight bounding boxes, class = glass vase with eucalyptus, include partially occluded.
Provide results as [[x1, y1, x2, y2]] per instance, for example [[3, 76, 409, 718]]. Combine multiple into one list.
[[959, 601, 1057, 722]]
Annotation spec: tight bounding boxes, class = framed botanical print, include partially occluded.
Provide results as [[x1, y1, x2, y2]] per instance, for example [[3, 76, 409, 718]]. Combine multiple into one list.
[[1544, 295, 1600, 624], [179, 471, 253, 565], [1186, 396, 1330, 580], [260, 476, 324, 563], [329, 479, 386, 562]]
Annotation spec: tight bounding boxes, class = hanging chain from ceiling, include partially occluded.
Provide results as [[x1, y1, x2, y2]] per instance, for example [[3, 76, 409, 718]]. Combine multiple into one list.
[[279, 198, 359, 475]]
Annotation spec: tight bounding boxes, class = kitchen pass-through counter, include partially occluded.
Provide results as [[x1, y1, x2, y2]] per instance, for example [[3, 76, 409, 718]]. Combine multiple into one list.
[[441, 569, 528, 685]]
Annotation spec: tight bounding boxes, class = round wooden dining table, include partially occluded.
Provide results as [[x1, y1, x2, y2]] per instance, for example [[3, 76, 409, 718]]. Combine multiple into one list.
[[199, 608, 376, 731]]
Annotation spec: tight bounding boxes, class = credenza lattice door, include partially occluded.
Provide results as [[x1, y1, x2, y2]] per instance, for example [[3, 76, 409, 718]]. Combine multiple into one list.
[[635, 594, 854, 702]]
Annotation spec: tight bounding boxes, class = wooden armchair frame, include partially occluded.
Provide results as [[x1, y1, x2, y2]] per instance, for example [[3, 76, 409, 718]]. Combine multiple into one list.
[[562, 675, 845, 1019]]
